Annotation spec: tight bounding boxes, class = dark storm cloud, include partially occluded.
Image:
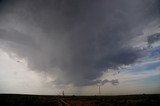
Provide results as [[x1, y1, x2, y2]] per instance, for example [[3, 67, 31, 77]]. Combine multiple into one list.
[[52, 79, 118, 87], [148, 33, 160, 44], [97, 79, 119, 86], [0, 0, 159, 86]]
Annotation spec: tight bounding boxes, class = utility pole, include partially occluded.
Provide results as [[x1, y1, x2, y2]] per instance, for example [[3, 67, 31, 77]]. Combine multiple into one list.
[[98, 85, 101, 96], [97, 83, 101, 96], [62, 91, 64, 96]]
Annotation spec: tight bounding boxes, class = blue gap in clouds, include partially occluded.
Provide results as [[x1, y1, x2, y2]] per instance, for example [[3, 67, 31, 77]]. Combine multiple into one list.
[[124, 74, 160, 86], [129, 46, 160, 73], [130, 61, 160, 73], [149, 47, 160, 58]]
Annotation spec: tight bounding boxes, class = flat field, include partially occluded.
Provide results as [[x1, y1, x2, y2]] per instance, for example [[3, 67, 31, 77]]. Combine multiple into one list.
[[0, 94, 159, 106]]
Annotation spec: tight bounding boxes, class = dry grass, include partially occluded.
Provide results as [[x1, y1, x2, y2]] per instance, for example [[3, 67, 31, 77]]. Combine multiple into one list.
[[0, 94, 159, 106]]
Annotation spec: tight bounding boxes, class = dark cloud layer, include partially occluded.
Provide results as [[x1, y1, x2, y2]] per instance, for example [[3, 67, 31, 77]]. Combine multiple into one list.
[[148, 33, 160, 44], [0, 0, 159, 86]]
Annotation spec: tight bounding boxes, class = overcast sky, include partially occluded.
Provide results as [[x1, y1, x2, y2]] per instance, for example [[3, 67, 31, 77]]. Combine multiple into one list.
[[0, 0, 160, 95]]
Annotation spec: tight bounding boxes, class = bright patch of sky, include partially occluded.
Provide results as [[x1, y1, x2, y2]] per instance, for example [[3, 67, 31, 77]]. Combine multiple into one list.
[[0, 49, 57, 94]]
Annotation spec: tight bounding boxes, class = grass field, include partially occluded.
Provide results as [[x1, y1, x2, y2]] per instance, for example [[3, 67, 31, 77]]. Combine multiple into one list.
[[0, 94, 159, 106]]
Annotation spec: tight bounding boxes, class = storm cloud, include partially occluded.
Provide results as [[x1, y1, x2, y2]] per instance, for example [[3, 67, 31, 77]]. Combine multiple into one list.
[[0, 0, 159, 86], [148, 33, 160, 44]]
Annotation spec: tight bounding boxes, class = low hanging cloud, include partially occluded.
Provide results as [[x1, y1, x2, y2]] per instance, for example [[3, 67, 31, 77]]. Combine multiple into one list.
[[0, 0, 159, 86], [97, 79, 119, 86]]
